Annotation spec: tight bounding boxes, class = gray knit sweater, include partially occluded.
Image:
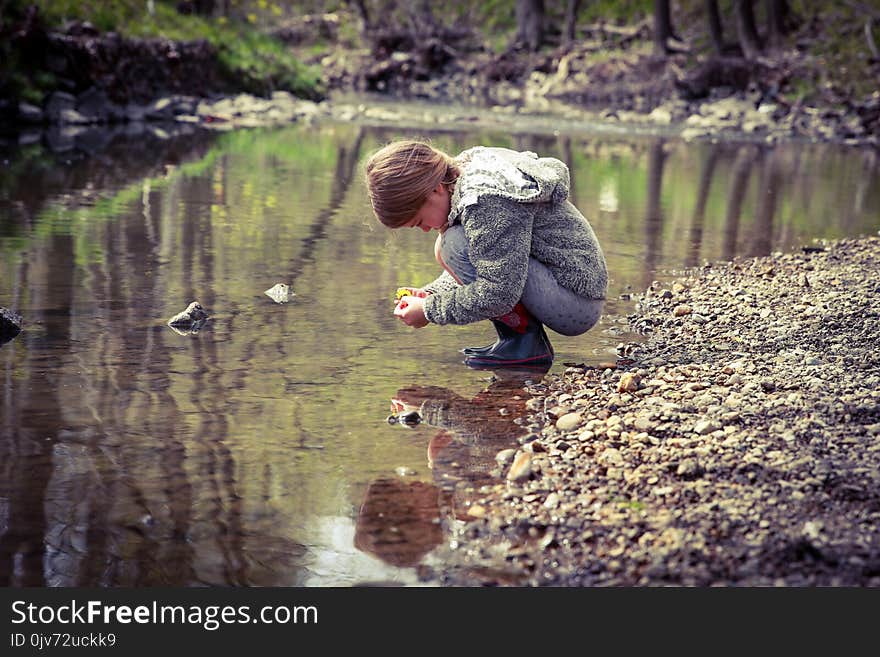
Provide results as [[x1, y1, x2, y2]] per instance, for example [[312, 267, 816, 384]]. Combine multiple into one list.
[[422, 146, 607, 326]]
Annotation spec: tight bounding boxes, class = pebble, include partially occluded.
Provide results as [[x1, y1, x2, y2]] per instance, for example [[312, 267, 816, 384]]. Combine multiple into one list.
[[618, 372, 641, 393], [495, 449, 517, 466], [694, 419, 721, 435], [506, 451, 533, 483], [555, 412, 583, 432]]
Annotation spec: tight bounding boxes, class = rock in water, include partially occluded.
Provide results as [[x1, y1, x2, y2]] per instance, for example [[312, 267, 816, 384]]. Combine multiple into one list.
[[0, 307, 23, 344], [167, 301, 209, 335], [264, 283, 295, 304]]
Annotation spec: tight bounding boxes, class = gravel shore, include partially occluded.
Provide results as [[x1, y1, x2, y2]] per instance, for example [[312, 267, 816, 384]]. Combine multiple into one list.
[[435, 234, 880, 586]]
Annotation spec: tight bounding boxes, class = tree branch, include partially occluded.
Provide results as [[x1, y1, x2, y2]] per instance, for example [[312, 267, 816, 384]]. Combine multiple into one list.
[[866, 20, 879, 60]]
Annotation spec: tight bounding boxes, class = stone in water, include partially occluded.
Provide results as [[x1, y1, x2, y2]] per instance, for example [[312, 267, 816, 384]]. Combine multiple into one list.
[[265, 283, 295, 304], [167, 301, 209, 335], [0, 307, 23, 345]]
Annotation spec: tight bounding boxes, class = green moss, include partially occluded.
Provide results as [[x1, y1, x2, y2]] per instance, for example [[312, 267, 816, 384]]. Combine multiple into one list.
[[7, 0, 323, 100]]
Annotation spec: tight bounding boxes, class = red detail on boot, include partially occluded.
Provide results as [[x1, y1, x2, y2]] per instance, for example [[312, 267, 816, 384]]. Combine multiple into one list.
[[495, 303, 529, 334]]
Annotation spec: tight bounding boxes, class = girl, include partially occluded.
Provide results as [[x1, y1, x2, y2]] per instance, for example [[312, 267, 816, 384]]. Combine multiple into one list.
[[365, 139, 607, 369]]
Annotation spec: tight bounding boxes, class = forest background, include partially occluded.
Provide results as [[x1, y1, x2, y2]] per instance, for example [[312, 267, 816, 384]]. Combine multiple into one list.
[[1, 0, 879, 138]]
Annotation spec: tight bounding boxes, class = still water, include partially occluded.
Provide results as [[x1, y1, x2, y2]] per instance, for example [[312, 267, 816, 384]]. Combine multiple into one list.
[[1, 112, 878, 586]]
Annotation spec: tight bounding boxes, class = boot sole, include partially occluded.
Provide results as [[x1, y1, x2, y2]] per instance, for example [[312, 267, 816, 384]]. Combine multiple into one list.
[[464, 353, 553, 368]]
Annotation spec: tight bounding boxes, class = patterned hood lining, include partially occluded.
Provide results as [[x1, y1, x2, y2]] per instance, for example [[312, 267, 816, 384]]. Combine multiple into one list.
[[448, 147, 571, 227]]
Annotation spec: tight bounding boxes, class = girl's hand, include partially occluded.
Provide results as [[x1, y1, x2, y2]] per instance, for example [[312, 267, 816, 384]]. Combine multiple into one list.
[[393, 296, 429, 328]]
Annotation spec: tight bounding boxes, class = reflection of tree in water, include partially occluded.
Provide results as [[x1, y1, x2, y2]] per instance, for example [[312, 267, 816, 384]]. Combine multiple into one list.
[[0, 126, 375, 586], [722, 145, 756, 261], [354, 375, 536, 568], [643, 139, 667, 290], [284, 128, 364, 286], [685, 144, 720, 268], [748, 147, 783, 258], [0, 233, 73, 585], [639, 140, 792, 283]]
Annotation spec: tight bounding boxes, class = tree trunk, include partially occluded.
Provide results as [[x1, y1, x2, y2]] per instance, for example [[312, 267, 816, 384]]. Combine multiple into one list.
[[348, 0, 371, 36], [765, 0, 785, 50], [706, 0, 725, 54], [406, 0, 438, 34], [653, 0, 672, 56], [734, 0, 763, 60], [563, 0, 581, 47], [515, 0, 545, 52], [193, 0, 214, 16]]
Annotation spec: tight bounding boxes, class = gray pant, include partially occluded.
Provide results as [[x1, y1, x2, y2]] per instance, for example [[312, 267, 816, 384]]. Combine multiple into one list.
[[439, 225, 604, 336]]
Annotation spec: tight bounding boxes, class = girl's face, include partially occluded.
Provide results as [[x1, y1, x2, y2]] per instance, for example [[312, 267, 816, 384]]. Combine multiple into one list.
[[403, 184, 451, 233]]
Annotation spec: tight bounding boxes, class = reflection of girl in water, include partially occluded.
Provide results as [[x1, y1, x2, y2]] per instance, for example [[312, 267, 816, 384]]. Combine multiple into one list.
[[354, 477, 444, 568], [355, 378, 533, 567]]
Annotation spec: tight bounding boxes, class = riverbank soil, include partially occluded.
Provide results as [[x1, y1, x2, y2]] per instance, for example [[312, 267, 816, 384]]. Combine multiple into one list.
[[432, 236, 880, 586]]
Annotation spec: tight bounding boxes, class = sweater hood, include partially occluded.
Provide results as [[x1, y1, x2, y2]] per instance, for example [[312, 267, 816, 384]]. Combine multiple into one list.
[[447, 147, 570, 225]]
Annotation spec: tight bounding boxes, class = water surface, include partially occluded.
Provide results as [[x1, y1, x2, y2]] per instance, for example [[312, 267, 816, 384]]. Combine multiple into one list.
[[1, 111, 878, 586]]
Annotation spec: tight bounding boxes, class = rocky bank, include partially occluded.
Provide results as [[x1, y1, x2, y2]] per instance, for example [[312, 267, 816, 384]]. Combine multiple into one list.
[[431, 235, 880, 586]]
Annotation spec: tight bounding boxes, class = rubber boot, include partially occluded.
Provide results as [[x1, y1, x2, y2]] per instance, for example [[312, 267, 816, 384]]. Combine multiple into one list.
[[463, 303, 553, 369], [463, 321, 555, 358], [461, 318, 519, 356], [463, 304, 554, 358]]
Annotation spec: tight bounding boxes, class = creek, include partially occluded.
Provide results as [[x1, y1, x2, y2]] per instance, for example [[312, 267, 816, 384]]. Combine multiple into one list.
[[1, 103, 878, 585]]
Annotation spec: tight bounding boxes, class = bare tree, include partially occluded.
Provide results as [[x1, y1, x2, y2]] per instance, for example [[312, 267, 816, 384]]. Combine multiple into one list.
[[347, 0, 371, 37], [765, 0, 792, 50], [653, 0, 673, 55], [706, 0, 726, 54], [563, 0, 582, 47], [514, 0, 545, 52], [734, 0, 763, 60]]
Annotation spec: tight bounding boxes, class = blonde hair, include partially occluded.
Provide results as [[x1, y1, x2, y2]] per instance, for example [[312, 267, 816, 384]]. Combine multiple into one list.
[[365, 139, 460, 228]]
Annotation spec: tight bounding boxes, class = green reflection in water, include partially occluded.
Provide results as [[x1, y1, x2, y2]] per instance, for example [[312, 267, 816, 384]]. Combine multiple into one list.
[[0, 118, 878, 586]]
